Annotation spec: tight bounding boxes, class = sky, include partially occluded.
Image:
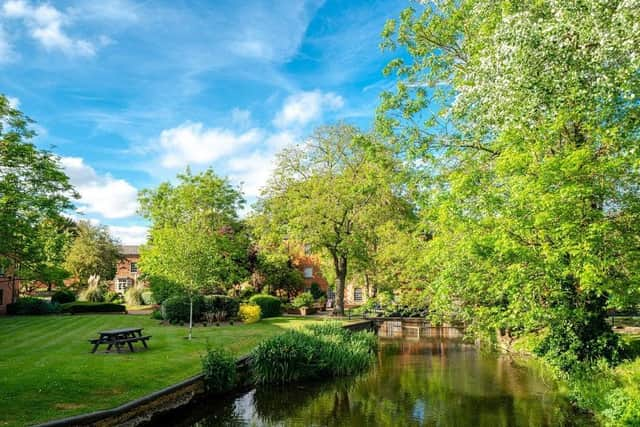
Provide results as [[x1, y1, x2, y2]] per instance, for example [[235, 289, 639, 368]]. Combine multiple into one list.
[[0, 0, 408, 245]]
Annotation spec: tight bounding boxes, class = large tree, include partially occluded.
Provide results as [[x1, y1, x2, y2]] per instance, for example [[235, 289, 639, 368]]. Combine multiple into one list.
[[0, 94, 76, 300], [64, 221, 121, 285], [254, 124, 411, 315], [378, 1, 640, 368], [139, 169, 250, 338]]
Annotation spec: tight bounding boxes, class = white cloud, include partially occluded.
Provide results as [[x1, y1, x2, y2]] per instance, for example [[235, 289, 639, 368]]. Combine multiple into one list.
[[228, 151, 277, 198], [2, 0, 95, 56], [61, 156, 138, 219], [109, 225, 148, 245], [231, 107, 251, 128], [6, 95, 19, 108], [0, 24, 15, 63], [273, 90, 344, 128], [158, 121, 263, 169]]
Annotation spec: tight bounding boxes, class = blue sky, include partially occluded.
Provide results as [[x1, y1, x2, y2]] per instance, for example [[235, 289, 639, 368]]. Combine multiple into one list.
[[0, 0, 408, 244]]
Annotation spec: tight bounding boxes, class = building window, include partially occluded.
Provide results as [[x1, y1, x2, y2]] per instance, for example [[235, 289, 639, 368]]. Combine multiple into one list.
[[0, 264, 4, 277], [354, 288, 363, 302], [130, 262, 138, 273], [303, 243, 312, 255], [116, 278, 130, 293], [0, 289, 3, 305], [303, 267, 313, 279]]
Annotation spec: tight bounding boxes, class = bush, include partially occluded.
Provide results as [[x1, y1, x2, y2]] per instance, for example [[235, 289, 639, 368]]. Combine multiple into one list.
[[104, 291, 121, 303], [309, 282, 325, 300], [51, 289, 76, 304], [292, 292, 315, 309], [60, 302, 126, 314], [239, 303, 261, 324], [249, 294, 281, 318], [201, 346, 238, 393], [150, 309, 163, 320], [141, 291, 155, 305], [124, 285, 144, 306], [161, 294, 203, 323], [147, 275, 183, 304], [203, 295, 240, 320], [251, 321, 376, 385], [79, 283, 104, 302], [7, 297, 59, 315]]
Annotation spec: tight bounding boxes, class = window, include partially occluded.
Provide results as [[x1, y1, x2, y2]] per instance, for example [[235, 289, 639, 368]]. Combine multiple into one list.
[[303, 267, 313, 279], [303, 243, 312, 255], [116, 278, 130, 293], [0, 264, 4, 277], [354, 288, 363, 302], [0, 289, 3, 305], [130, 262, 138, 273]]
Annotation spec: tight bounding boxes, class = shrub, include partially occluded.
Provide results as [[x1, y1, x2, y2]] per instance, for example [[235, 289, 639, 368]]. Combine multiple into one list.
[[79, 281, 104, 302], [104, 291, 121, 303], [161, 294, 203, 323], [201, 346, 238, 393], [239, 303, 261, 324], [150, 309, 163, 320], [51, 289, 76, 304], [60, 302, 126, 314], [292, 292, 315, 309], [7, 297, 59, 315], [141, 291, 155, 305], [251, 321, 376, 385], [147, 275, 183, 304], [203, 295, 240, 321], [124, 285, 144, 306], [249, 294, 281, 318], [309, 282, 325, 300]]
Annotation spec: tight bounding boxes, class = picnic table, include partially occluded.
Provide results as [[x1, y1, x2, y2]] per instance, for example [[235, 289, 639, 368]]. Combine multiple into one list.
[[89, 327, 151, 353]]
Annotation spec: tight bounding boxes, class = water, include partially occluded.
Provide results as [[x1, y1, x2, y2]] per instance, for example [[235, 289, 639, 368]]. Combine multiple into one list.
[[160, 326, 594, 427]]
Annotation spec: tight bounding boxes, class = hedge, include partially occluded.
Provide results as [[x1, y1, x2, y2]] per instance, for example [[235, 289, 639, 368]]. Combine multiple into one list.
[[249, 294, 281, 318], [203, 295, 239, 318], [51, 289, 76, 304], [7, 297, 59, 315], [161, 294, 204, 323], [60, 302, 126, 314]]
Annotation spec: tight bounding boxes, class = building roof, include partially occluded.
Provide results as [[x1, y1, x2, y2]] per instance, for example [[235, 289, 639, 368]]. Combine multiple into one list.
[[120, 245, 140, 256]]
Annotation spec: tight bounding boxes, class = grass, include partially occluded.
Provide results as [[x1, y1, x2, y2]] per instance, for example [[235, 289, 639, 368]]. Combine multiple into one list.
[[0, 314, 320, 427]]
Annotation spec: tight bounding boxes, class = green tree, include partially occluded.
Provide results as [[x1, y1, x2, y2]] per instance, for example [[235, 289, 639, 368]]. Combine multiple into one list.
[[378, 1, 640, 367], [0, 94, 76, 301], [139, 169, 250, 339], [254, 124, 410, 315], [64, 221, 121, 285], [255, 251, 305, 299]]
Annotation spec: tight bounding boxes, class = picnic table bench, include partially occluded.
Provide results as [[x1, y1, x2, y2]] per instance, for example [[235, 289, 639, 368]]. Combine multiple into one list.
[[89, 328, 151, 353]]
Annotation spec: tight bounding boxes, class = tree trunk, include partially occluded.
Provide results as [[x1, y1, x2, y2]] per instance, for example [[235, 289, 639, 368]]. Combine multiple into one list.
[[332, 254, 348, 316], [188, 295, 193, 340]]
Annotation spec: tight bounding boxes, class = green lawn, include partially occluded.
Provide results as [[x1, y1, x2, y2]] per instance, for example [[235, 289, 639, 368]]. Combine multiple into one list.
[[0, 314, 319, 427]]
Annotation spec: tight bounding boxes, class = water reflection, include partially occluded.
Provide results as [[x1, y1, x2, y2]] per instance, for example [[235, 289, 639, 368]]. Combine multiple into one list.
[[159, 331, 595, 427]]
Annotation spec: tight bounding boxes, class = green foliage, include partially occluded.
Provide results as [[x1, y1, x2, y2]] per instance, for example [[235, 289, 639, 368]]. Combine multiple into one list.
[[150, 309, 163, 320], [161, 294, 204, 323], [147, 275, 183, 304], [250, 321, 376, 385], [7, 297, 59, 315], [256, 252, 304, 298], [104, 291, 122, 304], [249, 294, 281, 318], [124, 284, 145, 306], [377, 0, 640, 369], [51, 289, 75, 304], [59, 302, 125, 314], [203, 295, 239, 318], [252, 123, 413, 315], [292, 292, 315, 309], [309, 283, 324, 300], [140, 291, 155, 306], [0, 95, 76, 285], [238, 303, 261, 324], [64, 221, 121, 284], [201, 346, 238, 394], [79, 278, 104, 303]]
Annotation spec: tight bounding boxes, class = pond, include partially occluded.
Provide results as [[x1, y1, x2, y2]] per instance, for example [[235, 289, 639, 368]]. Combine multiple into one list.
[[157, 324, 595, 427]]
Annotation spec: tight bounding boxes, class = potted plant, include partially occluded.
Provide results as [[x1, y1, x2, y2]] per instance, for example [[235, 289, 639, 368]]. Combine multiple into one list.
[[292, 292, 315, 316]]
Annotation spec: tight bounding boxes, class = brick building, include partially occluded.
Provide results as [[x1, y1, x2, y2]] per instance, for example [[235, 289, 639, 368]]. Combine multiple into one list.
[[112, 245, 142, 293]]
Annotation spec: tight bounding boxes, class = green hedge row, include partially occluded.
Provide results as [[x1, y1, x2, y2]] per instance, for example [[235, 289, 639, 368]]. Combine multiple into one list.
[[249, 294, 281, 318], [60, 302, 126, 314]]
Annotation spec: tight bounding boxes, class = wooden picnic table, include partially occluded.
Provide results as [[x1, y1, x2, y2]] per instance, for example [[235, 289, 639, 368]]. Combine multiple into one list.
[[89, 327, 151, 353]]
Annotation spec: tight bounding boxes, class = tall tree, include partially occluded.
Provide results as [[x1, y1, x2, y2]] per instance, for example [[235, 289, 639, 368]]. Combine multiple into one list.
[[139, 169, 250, 339], [0, 94, 76, 300], [254, 124, 411, 315], [378, 1, 640, 368], [64, 221, 121, 285]]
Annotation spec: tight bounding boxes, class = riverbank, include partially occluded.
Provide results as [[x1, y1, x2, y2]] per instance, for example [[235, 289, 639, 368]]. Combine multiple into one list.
[[509, 331, 640, 426], [0, 315, 321, 427]]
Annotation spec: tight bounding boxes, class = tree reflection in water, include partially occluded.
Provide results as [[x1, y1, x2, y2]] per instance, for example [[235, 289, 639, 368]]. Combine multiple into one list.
[[156, 333, 596, 427]]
